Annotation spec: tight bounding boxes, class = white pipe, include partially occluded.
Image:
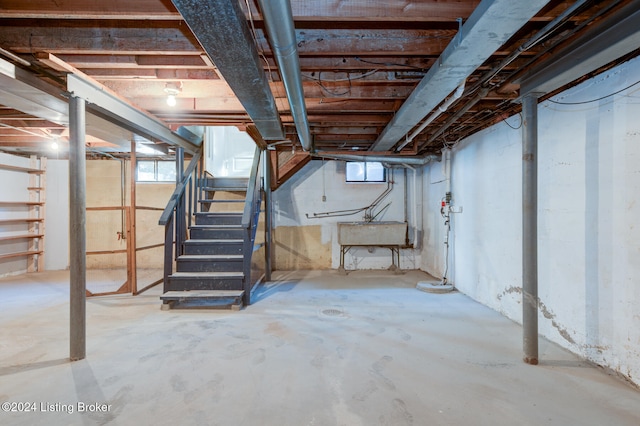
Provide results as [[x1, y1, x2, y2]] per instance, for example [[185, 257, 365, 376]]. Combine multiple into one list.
[[396, 82, 466, 152], [412, 166, 423, 249], [312, 152, 439, 166], [391, 163, 422, 249], [442, 147, 452, 284], [443, 148, 452, 195]]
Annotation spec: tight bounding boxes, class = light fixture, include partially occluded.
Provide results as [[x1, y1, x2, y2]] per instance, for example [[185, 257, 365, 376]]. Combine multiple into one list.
[[51, 141, 59, 150], [164, 82, 182, 107]]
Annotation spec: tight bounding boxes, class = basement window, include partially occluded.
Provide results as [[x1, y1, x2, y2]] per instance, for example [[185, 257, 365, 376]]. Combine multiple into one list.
[[346, 161, 386, 183], [137, 160, 176, 182]]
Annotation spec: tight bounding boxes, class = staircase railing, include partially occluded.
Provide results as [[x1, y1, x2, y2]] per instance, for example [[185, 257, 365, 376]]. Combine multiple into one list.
[[159, 144, 266, 306], [159, 148, 203, 290], [241, 146, 265, 305]]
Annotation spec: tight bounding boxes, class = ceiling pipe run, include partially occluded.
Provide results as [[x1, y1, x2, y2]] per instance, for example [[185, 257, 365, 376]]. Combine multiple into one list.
[[256, 0, 313, 152], [422, 0, 591, 150], [312, 152, 440, 166], [395, 81, 465, 152], [519, 1, 640, 96], [370, 0, 551, 152]]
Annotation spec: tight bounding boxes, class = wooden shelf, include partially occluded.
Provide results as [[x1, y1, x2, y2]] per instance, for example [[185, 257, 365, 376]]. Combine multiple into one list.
[[0, 250, 43, 260], [0, 157, 46, 272], [0, 164, 44, 174], [0, 234, 44, 242], [0, 201, 45, 206], [0, 218, 44, 224]]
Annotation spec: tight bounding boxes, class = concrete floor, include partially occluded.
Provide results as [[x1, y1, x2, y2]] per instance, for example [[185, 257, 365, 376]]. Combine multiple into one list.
[[0, 269, 638, 426]]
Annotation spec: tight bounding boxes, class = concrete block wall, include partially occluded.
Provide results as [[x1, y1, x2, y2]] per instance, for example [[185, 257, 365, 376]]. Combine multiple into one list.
[[421, 56, 640, 386]]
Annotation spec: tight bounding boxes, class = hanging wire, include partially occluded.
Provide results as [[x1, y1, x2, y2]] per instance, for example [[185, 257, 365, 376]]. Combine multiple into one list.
[[301, 69, 379, 82], [301, 70, 380, 98], [244, 0, 273, 79], [317, 71, 352, 97], [503, 112, 523, 130], [354, 56, 428, 72], [547, 79, 640, 105]]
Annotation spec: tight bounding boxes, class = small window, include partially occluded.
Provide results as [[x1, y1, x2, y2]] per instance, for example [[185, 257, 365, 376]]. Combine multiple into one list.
[[137, 160, 176, 182], [346, 161, 386, 183]]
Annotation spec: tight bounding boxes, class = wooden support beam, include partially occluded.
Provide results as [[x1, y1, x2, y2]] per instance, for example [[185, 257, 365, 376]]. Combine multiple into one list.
[[0, 0, 180, 20]]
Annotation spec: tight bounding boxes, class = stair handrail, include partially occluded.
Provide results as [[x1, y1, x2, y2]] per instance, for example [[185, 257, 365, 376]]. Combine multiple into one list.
[[241, 146, 264, 303], [241, 145, 262, 230], [159, 148, 203, 292], [159, 148, 203, 226]]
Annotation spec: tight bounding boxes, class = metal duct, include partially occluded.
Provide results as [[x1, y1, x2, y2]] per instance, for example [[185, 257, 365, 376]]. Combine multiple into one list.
[[370, 0, 551, 152], [312, 152, 440, 166], [395, 81, 465, 152], [256, 0, 312, 152], [424, 0, 590, 149], [171, 0, 284, 141], [519, 2, 640, 96]]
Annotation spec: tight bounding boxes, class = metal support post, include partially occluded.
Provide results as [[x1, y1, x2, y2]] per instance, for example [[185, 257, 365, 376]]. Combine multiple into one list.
[[522, 93, 539, 365], [175, 147, 185, 258], [69, 95, 87, 361], [264, 150, 273, 281], [129, 139, 137, 294]]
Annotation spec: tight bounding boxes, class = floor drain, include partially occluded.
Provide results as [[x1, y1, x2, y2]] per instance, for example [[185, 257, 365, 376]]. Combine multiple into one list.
[[321, 308, 344, 317]]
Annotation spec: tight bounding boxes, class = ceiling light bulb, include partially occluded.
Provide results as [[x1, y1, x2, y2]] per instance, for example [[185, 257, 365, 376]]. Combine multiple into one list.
[[51, 141, 59, 150], [163, 81, 182, 107]]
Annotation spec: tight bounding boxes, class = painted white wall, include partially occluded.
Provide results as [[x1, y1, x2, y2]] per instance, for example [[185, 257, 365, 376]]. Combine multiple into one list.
[[44, 159, 69, 270], [273, 159, 420, 269], [421, 157, 450, 279], [426, 56, 640, 386]]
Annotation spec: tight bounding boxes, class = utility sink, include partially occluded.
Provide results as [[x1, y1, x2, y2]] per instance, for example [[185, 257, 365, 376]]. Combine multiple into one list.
[[337, 221, 407, 246]]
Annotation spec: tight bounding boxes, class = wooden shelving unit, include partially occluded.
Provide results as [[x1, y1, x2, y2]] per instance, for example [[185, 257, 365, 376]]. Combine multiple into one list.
[[0, 155, 46, 272]]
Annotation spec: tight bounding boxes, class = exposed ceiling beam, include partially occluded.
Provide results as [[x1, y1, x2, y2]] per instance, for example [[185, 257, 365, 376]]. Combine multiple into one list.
[[519, 2, 640, 96], [171, 0, 284, 141], [67, 74, 199, 153], [83, 69, 220, 80], [0, 0, 480, 21], [0, 0, 180, 20], [0, 56, 200, 152], [0, 24, 201, 55], [371, 0, 551, 152]]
